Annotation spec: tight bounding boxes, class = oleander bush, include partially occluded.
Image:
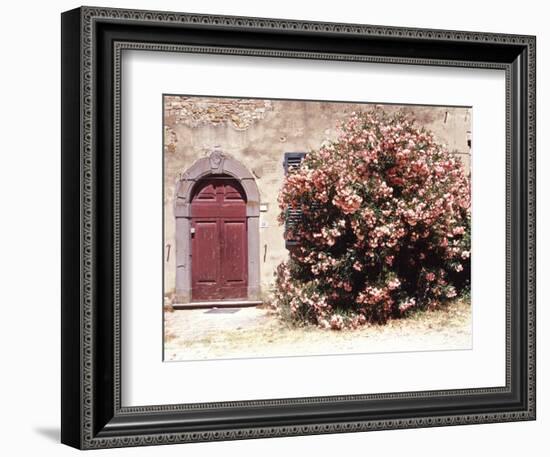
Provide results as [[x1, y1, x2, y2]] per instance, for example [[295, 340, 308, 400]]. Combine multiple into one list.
[[274, 109, 471, 329]]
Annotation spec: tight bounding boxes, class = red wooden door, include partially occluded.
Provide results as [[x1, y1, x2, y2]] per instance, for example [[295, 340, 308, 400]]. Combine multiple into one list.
[[191, 177, 248, 301]]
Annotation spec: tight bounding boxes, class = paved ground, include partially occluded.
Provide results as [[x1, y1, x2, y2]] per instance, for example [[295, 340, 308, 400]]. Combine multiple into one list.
[[164, 299, 472, 361]]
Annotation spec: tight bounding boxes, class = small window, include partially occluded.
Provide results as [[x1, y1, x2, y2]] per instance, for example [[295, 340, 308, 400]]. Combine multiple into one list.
[[283, 152, 306, 248]]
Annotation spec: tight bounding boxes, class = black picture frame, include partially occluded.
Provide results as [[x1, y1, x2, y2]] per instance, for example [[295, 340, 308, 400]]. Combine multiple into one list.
[[61, 6, 536, 449]]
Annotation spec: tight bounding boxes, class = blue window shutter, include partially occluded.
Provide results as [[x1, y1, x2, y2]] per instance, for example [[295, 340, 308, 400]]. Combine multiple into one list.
[[283, 152, 306, 248], [283, 152, 307, 176]]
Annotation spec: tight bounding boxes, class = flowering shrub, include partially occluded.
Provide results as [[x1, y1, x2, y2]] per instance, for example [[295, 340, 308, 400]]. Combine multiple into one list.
[[274, 109, 471, 329]]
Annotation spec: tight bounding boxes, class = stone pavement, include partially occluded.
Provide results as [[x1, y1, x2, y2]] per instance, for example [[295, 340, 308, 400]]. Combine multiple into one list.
[[163, 301, 472, 362], [165, 306, 271, 341]]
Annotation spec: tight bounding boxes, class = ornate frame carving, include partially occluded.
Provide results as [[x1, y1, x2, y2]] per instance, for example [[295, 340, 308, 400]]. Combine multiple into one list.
[[61, 6, 536, 449]]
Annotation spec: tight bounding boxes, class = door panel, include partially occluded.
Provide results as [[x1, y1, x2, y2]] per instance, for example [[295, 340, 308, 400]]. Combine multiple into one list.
[[193, 221, 218, 284], [220, 219, 247, 299], [191, 220, 221, 300], [190, 177, 248, 301], [221, 220, 247, 283]]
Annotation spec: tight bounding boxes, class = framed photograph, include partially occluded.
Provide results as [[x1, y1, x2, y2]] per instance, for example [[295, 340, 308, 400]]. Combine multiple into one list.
[[61, 6, 536, 449]]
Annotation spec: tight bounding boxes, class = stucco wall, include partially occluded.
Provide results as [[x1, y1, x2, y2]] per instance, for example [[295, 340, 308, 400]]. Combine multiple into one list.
[[163, 96, 472, 299]]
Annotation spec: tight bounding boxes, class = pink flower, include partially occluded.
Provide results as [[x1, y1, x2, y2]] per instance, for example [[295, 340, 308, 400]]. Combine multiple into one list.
[[318, 319, 330, 329], [387, 278, 401, 290], [398, 298, 417, 314], [446, 287, 457, 298], [330, 315, 344, 330]]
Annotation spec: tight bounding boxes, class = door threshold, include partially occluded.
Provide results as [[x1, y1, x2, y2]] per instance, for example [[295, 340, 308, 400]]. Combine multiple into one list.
[[172, 300, 263, 310]]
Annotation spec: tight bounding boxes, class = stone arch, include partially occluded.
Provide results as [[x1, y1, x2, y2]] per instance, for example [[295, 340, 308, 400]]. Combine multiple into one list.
[[173, 148, 260, 303]]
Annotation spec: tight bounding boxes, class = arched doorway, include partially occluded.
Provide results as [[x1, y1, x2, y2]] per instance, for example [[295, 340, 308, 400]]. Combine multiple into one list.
[[173, 149, 260, 304], [190, 176, 248, 300]]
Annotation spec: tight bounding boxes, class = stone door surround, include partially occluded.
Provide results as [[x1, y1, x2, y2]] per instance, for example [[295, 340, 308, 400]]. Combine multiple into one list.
[[173, 148, 260, 303]]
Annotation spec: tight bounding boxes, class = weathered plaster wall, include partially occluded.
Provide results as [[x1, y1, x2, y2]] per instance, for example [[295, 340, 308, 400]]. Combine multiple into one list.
[[163, 96, 471, 298]]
